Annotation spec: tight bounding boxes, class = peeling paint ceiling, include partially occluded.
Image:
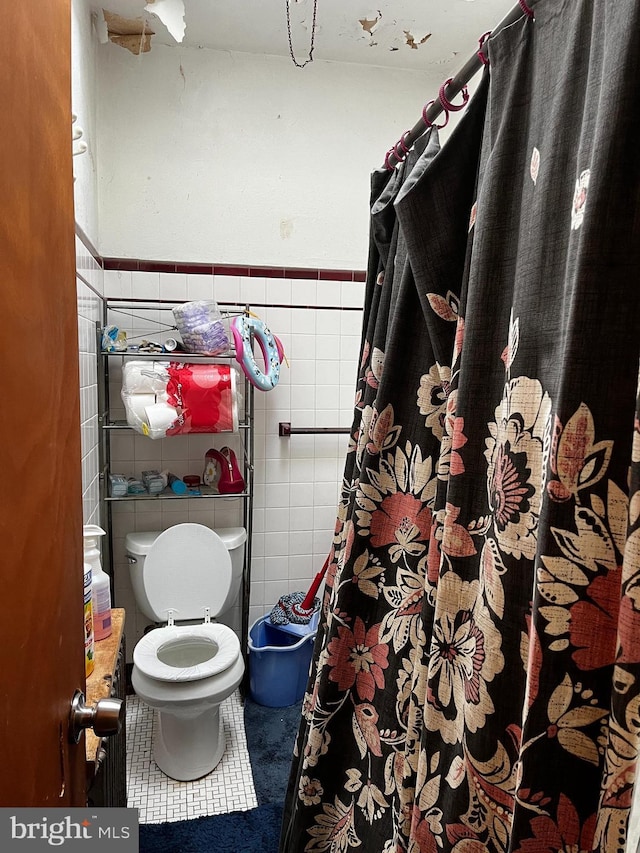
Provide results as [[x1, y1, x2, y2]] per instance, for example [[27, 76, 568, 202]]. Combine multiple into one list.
[[89, 0, 516, 70]]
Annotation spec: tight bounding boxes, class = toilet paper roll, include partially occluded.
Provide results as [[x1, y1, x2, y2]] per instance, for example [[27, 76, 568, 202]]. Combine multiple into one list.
[[122, 361, 169, 395], [145, 402, 178, 433], [124, 393, 157, 421]]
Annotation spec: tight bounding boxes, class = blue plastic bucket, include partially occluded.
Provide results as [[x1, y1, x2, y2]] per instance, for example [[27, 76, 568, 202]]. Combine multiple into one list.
[[248, 614, 318, 707]]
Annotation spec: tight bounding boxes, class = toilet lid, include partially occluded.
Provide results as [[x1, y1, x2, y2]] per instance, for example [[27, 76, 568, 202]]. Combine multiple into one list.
[[134, 623, 240, 682], [143, 523, 232, 620]]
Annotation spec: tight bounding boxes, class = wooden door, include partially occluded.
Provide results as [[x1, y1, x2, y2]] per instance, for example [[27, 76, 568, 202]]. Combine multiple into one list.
[[0, 0, 87, 805]]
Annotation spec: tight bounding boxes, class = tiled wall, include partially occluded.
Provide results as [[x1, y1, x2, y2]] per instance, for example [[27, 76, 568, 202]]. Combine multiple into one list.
[[76, 229, 104, 526], [102, 267, 365, 660]]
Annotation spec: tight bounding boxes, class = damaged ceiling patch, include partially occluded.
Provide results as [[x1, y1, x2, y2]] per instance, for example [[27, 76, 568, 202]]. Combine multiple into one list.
[[144, 0, 186, 43], [102, 9, 155, 54], [356, 11, 431, 52], [404, 30, 431, 49], [358, 15, 380, 35]]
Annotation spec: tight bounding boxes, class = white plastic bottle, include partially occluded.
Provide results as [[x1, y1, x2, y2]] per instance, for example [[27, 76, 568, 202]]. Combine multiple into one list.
[[83, 524, 112, 641]]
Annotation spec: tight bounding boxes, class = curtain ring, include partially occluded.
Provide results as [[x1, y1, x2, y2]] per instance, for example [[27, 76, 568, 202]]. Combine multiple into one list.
[[393, 139, 407, 163], [439, 79, 470, 113], [384, 148, 396, 171], [518, 0, 534, 17], [422, 100, 449, 129], [477, 31, 491, 66], [398, 131, 411, 155]]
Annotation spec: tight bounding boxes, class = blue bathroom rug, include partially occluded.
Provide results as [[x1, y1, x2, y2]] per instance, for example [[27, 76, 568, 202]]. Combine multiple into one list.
[[139, 802, 283, 853], [243, 696, 302, 805]]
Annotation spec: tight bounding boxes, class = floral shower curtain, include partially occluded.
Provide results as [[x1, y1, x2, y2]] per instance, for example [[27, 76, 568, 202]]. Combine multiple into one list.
[[279, 1, 640, 851]]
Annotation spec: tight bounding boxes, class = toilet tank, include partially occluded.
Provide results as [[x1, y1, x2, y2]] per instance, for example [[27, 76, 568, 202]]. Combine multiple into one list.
[[125, 526, 247, 623]]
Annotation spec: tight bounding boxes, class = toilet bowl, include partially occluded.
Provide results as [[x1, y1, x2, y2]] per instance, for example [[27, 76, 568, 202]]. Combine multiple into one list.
[[126, 523, 247, 781]]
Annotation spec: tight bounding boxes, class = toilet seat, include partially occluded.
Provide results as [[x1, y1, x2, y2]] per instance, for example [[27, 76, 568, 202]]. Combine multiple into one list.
[[134, 622, 241, 682], [142, 523, 232, 621]]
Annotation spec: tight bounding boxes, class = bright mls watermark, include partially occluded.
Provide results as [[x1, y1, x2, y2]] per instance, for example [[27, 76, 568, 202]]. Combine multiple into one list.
[[1, 809, 138, 850]]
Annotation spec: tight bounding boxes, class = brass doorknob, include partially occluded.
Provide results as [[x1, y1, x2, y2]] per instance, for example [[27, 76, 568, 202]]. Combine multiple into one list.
[[69, 690, 124, 744]]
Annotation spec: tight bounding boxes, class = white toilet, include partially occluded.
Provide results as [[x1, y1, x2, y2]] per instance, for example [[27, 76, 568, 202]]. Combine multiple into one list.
[[125, 523, 247, 781]]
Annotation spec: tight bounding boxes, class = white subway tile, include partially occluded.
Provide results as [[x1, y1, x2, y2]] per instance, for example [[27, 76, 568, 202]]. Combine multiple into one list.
[[341, 281, 365, 308], [314, 505, 337, 530], [316, 281, 341, 308], [268, 279, 292, 305], [289, 333, 317, 360], [290, 458, 315, 483], [250, 557, 265, 583], [340, 335, 361, 361], [252, 507, 265, 534], [313, 481, 341, 507], [288, 554, 314, 578], [241, 276, 266, 305], [316, 335, 341, 360], [314, 457, 339, 483], [187, 274, 214, 300], [263, 532, 290, 557], [290, 506, 314, 531], [265, 506, 290, 533], [289, 280, 315, 306], [315, 360, 340, 385], [159, 273, 188, 301], [291, 385, 316, 409], [290, 358, 315, 385], [132, 271, 160, 299], [264, 434, 288, 460], [315, 308, 336, 337], [264, 557, 286, 582], [315, 385, 339, 411], [289, 531, 312, 556], [213, 275, 241, 304], [290, 483, 313, 507], [264, 580, 290, 605], [341, 311, 364, 336], [290, 308, 315, 335], [288, 434, 315, 458], [264, 483, 290, 508]]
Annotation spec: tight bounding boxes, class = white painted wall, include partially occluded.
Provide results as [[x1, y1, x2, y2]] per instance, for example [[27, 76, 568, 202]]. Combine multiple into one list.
[[71, 0, 100, 244], [96, 43, 438, 269]]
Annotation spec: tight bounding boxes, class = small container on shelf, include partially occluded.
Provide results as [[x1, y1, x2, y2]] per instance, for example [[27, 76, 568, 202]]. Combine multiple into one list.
[[142, 469, 164, 495], [162, 471, 188, 495], [127, 477, 146, 495], [108, 473, 128, 498]]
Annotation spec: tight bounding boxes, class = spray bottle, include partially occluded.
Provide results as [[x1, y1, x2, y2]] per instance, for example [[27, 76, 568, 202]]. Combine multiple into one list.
[[83, 525, 112, 641]]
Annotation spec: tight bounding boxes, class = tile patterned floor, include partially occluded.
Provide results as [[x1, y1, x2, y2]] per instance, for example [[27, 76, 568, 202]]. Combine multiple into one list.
[[126, 690, 258, 824]]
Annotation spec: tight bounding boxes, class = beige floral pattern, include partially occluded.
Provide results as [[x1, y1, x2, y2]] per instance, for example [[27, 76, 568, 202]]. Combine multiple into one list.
[[485, 376, 552, 560], [425, 572, 505, 745], [418, 363, 452, 440]]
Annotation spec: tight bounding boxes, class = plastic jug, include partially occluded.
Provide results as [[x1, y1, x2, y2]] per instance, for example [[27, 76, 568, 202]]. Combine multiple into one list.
[[83, 525, 112, 641]]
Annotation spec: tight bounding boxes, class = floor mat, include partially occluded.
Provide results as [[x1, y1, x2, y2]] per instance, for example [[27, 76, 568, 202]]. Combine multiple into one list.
[[243, 696, 302, 805], [139, 802, 283, 853], [127, 690, 257, 824]]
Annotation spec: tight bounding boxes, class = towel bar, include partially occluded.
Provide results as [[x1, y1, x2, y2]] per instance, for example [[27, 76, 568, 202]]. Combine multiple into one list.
[[279, 422, 350, 437]]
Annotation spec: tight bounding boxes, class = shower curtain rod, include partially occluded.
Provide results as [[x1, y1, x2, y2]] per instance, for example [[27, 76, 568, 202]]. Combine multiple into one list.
[[384, 1, 529, 170]]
